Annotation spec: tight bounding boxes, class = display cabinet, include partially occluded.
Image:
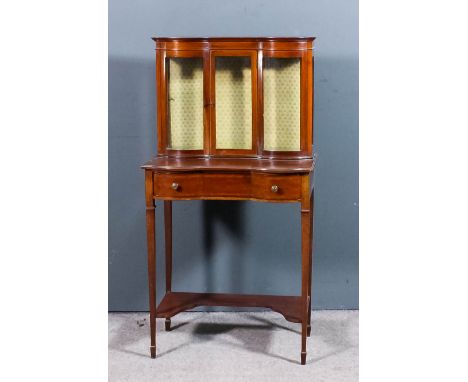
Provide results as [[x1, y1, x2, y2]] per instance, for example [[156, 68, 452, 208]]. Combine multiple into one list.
[[142, 37, 316, 364]]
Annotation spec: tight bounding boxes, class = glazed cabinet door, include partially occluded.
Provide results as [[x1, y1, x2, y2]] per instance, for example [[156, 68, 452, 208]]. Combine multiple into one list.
[[261, 50, 312, 158], [157, 50, 209, 155], [209, 50, 258, 156]]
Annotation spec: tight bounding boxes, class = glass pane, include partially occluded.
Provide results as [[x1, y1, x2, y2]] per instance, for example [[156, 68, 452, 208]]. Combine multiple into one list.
[[167, 57, 204, 150], [263, 57, 301, 151], [215, 56, 252, 150]]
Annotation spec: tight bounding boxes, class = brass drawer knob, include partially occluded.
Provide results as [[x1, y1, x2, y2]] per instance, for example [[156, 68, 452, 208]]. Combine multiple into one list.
[[271, 185, 279, 193], [171, 182, 179, 190]]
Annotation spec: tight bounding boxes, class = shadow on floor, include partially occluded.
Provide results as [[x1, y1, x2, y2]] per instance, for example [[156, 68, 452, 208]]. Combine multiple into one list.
[[109, 311, 358, 365], [190, 321, 298, 363]]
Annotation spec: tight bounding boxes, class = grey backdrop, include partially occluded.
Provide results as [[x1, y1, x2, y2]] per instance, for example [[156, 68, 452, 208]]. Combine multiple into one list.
[[109, 0, 358, 310]]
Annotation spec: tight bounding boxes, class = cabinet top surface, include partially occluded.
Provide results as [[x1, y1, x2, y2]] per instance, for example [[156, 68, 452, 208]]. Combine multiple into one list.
[[152, 37, 315, 42], [142, 157, 315, 174]]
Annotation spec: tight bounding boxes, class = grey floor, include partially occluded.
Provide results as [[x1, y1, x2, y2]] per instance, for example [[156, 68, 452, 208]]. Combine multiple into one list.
[[109, 311, 358, 382]]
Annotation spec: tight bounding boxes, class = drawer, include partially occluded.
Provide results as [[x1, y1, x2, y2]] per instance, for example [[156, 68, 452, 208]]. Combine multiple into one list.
[[154, 173, 203, 198], [252, 174, 302, 201], [154, 172, 251, 199], [154, 172, 302, 201]]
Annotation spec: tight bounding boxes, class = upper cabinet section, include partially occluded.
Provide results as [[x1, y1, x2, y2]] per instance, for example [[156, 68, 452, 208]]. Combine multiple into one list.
[[154, 38, 315, 158]]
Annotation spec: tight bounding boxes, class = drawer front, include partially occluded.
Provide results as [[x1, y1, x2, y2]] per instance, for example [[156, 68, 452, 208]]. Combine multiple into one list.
[[252, 174, 302, 201], [154, 172, 251, 199], [154, 173, 203, 198], [154, 172, 302, 201]]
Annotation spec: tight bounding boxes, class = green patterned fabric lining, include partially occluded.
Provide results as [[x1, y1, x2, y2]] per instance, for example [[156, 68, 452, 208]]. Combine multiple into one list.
[[215, 57, 252, 150], [166, 56, 300, 152], [168, 58, 204, 150], [263, 58, 301, 151]]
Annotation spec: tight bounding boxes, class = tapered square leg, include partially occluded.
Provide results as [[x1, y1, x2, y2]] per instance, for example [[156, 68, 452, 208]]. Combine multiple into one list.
[[307, 189, 315, 337], [164, 202, 173, 290], [164, 201, 173, 332], [165, 318, 171, 331], [300, 176, 312, 365], [145, 170, 157, 358]]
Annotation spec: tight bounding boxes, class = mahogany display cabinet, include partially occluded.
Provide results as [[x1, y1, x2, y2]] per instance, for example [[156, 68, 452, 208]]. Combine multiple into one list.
[[141, 37, 316, 365]]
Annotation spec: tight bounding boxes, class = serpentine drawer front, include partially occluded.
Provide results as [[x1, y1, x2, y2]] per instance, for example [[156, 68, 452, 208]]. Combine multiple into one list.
[[153, 172, 302, 201], [141, 37, 316, 365], [251, 174, 302, 201]]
